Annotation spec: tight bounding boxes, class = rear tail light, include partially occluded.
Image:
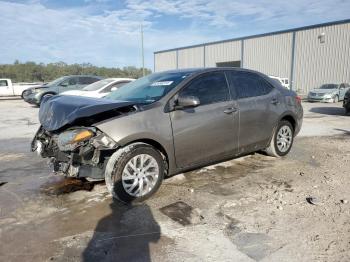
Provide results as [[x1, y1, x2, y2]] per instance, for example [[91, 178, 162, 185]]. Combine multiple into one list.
[[295, 96, 302, 103]]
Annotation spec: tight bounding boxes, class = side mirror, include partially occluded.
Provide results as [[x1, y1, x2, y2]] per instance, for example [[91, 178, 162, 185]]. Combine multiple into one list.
[[175, 95, 200, 109], [60, 82, 68, 87], [111, 87, 118, 92]]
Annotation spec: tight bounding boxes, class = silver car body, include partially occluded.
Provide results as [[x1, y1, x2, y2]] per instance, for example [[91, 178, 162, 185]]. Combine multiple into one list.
[[94, 68, 303, 175], [32, 68, 303, 179]]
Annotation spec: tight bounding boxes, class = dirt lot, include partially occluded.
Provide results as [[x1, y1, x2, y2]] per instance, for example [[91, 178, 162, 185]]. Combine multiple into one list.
[[0, 99, 349, 262]]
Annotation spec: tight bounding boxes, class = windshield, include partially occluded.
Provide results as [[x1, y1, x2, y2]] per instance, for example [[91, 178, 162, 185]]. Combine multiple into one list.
[[319, 84, 338, 89], [105, 71, 194, 103], [46, 76, 67, 86], [83, 79, 115, 91]]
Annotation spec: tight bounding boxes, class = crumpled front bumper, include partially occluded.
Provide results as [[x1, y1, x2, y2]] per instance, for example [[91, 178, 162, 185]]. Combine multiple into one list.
[[23, 92, 41, 105], [31, 126, 118, 179]]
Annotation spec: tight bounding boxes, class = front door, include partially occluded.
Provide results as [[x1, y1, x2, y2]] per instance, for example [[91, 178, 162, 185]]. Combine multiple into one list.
[[0, 80, 12, 96], [170, 72, 239, 168], [58, 77, 78, 93]]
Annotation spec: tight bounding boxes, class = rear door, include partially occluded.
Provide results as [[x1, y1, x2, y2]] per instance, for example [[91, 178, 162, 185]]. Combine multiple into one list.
[[79, 77, 100, 89], [226, 71, 281, 153], [170, 71, 239, 168]]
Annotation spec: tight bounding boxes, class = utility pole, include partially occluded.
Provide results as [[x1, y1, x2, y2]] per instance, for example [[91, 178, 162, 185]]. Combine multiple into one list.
[[141, 24, 145, 76]]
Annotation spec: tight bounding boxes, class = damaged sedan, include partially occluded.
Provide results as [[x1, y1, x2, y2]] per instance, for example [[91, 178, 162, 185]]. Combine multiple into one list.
[[32, 68, 303, 202]]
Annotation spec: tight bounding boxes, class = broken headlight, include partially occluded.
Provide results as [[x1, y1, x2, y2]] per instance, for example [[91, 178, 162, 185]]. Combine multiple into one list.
[[57, 128, 95, 151]]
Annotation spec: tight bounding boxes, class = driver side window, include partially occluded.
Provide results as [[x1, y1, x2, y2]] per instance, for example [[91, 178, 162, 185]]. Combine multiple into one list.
[[0, 80, 8, 87], [179, 72, 229, 106], [60, 78, 77, 87]]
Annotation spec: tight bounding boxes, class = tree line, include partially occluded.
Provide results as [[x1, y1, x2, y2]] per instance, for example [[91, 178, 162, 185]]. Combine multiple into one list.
[[0, 61, 152, 83]]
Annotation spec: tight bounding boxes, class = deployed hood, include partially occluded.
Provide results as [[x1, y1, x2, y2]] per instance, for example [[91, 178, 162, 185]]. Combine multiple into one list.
[[39, 95, 136, 131]]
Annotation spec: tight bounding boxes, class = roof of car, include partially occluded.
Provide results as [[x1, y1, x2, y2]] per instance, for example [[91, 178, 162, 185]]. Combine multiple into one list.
[[160, 67, 263, 75], [62, 75, 103, 78]]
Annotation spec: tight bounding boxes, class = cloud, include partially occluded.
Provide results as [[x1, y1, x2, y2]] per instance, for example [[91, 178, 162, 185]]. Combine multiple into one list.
[[0, 0, 349, 69]]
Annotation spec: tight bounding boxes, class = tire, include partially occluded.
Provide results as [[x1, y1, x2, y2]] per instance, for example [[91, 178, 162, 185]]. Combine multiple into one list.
[[40, 93, 54, 105], [265, 120, 294, 157], [105, 143, 165, 203], [333, 95, 339, 103]]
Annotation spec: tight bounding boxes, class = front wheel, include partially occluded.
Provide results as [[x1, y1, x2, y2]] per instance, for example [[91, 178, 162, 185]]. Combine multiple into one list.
[[105, 143, 165, 203], [265, 120, 294, 157], [40, 93, 54, 105]]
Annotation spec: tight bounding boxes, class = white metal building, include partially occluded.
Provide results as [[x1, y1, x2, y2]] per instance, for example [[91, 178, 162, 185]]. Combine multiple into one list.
[[154, 19, 350, 94]]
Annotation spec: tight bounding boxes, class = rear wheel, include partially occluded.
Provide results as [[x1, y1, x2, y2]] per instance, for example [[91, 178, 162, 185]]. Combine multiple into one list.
[[105, 143, 165, 203], [265, 120, 294, 157]]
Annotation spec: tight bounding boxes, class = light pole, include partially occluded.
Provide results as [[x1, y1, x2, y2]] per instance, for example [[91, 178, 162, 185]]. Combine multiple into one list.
[[141, 24, 145, 76]]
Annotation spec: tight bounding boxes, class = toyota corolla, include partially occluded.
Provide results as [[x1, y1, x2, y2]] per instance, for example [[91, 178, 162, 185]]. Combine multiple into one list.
[[32, 68, 303, 202]]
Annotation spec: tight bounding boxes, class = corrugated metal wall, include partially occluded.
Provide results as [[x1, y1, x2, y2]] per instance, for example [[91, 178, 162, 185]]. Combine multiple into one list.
[[243, 33, 292, 79], [154, 51, 177, 72], [177, 46, 204, 69], [154, 21, 350, 94], [293, 23, 350, 93], [205, 41, 241, 67]]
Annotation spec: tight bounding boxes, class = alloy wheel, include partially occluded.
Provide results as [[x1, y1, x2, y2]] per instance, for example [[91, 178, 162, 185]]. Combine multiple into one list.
[[122, 154, 159, 197]]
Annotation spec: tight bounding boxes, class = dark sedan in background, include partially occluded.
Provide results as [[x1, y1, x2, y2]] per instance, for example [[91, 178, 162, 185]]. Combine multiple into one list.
[[22, 75, 102, 105]]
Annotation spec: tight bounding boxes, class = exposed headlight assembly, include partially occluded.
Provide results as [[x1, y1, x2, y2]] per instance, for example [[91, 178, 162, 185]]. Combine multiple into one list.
[[57, 128, 95, 151], [91, 132, 118, 149]]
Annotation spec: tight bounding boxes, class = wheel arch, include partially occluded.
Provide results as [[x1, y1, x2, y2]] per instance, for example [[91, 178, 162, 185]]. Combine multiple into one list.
[[121, 138, 172, 176], [39, 91, 57, 103], [279, 114, 296, 131]]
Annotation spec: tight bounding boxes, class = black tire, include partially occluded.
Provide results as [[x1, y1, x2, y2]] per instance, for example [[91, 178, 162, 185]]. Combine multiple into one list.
[[265, 120, 294, 157], [105, 143, 165, 203]]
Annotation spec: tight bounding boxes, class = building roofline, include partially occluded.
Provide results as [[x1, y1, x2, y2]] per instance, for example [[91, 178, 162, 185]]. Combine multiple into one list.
[[154, 18, 350, 54]]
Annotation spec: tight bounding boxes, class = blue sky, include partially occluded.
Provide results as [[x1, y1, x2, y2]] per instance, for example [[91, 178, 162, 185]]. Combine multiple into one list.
[[1, 0, 349, 69]]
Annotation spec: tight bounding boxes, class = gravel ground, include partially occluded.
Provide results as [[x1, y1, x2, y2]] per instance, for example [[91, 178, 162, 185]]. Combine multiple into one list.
[[0, 99, 349, 262]]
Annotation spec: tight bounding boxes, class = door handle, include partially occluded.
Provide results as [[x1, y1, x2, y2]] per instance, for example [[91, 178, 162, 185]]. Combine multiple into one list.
[[224, 107, 238, 114], [271, 98, 279, 105]]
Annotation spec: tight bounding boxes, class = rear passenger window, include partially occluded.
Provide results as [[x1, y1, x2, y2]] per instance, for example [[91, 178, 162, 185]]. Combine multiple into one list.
[[179, 72, 229, 105], [105, 81, 130, 92], [79, 77, 98, 85], [227, 71, 273, 99]]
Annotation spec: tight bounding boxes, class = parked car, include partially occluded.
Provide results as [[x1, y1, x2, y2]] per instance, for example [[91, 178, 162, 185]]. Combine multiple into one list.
[[22, 75, 102, 105], [343, 88, 350, 114], [269, 76, 289, 89], [31, 68, 303, 202], [307, 83, 350, 103], [61, 78, 134, 98], [0, 79, 42, 97]]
